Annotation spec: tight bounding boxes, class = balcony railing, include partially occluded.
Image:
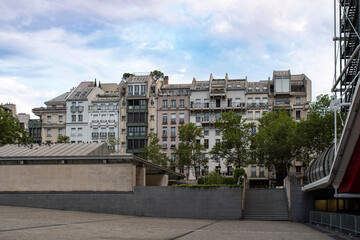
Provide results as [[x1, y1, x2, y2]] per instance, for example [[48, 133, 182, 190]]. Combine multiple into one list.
[[108, 132, 115, 137], [92, 132, 99, 138], [100, 133, 107, 138]]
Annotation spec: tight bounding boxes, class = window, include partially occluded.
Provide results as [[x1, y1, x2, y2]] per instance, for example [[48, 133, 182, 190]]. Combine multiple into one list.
[[47, 116, 51, 123], [248, 98, 253, 104], [227, 166, 233, 176], [78, 128, 83, 136], [251, 166, 256, 177], [171, 153, 176, 162], [216, 139, 220, 144], [263, 97, 268, 104], [71, 115, 76, 122], [203, 166, 209, 175], [150, 115, 154, 121], [296, 110, 301, 120], [255, 98, 260, 104], [203, 112, 209, 121], [162, 127, 167, 137], [109, 114, 115, 121], [252, 126, 256, 134], [204, 99, 209, 108], [248, 111, 253, 120], [296, 97, 301, 104], [215, 128, 221, 136], [163, 114, 168, 124], [101, 114, 106, 122], [162, 140, 167, 148], [171, 100, 176, 107], [127, 85, 133, 95], [204, 126, 209, 136], [58, 128, 63, 136], [78, 115, 83, 122], [71, 128, 76, 136], [204, 139, 209, 149], [195, 99, 201, 108], [150, 128, 154, 133], [215, 112, 221, 120], [296, 166, 302, 173], [227, 84, 232, 88], [171, 113, 176, 123], [179, 113, 185, 123], [196, 113, 201, 122], [255, 111, 260, 119], [134, 85, 139, 95], [140, 127, 146, 136], [179, 90, 184, 96], [228, 98, 232, 107], [140, 85, 146, 95], [180, 99, 185, 107], [275, 78, 290, 93], [163, 100, 168, 107], [122, 129, 126, 134], [59, 115, 63, 123], [171, 140, 176, 148], [169, 91, 174, 95], [171, 127, 176, 137], [259, 166, 265, 177], [122, 116, 126, 121], [47, 128, 51, 137], [216, 99, 221, 107], [128, 127, 133, 136], [235, 98, 241, 107]]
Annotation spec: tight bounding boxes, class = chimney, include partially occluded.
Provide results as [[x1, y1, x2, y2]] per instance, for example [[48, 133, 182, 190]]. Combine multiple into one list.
[[164, 76, 169, 85]]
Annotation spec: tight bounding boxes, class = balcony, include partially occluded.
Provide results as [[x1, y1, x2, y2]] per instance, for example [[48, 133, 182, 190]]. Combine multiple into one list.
[[100, 120, 107, 123], [108, 132, 115, 137], [78, 106, 84, 112], [179, 119, 185, 124], [108, 120, 115, 123], [247, 103, 269, 109], [171, 119, 176, 124], [70, 106, 77, 113], [100, 133, 107, 138], [92, 132, 99, 138]]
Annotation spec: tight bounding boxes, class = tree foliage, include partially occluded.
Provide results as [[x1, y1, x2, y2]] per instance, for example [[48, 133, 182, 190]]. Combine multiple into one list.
[[253, 109, 296, 185], [0, 111, 29, 146], [174, 123, 207, 179], [150, 70, 164, 81], [140, 133, 169, 166], [210, 111, 251, 168], [293, 94, 341, 165], [122, 73, 134, 80], [57, 135, 70, 143]]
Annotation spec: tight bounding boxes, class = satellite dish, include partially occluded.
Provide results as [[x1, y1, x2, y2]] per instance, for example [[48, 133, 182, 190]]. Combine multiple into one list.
[[330, 99, 341, 110]]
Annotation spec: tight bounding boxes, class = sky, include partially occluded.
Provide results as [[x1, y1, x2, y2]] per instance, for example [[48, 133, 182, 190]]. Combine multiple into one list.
[[0, 0, 335, 118]]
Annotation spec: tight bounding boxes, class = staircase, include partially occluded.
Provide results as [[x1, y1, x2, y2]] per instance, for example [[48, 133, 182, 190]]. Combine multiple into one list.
[[243, 189, 289, 221]]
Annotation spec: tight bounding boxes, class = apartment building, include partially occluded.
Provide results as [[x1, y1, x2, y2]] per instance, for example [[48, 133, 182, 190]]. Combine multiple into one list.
[[157, 80, 191, 167], [188, 74, 248, 177], [66, 82, 104, 143], [118, 74, 161, 155], [33, 92, 69, 143], [89, 92, 120, 150], [28, 119, 42, 143]]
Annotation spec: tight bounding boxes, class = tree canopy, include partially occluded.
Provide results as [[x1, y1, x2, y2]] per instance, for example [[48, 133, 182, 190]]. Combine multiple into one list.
[[140, 133, 169, 166], [210, 111, 251, 168], [0, 111, 29, 146], [253, 109, 296, 185], [174, 123, 207, 179], [150, 70, 164, 81], [57, 135, 70, 143], [122, 73, 134, 80]]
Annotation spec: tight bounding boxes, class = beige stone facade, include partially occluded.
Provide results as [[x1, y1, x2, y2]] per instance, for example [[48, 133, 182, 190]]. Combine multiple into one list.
[[0, 164, 135, 192]]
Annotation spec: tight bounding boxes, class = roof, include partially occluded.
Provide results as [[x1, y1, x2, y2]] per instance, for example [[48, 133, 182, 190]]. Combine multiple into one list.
[[0, 143, 110, 157], [0, 143, 185, 179], [161, 84, 191, 89], [100, 83, 119, 92], [126, 75, 153, 83], [67, 82, 94, 100], [92, 93, 119, 102], [45, 92, 70, 104]]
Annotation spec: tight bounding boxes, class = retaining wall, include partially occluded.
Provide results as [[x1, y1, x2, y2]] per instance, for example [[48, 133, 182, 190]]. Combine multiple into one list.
[[0, 186, 242, 220]]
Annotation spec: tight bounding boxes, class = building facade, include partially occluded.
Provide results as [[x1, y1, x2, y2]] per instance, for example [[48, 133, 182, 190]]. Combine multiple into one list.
[[33, 92, 69, 143], [28, 119, 42, 143]]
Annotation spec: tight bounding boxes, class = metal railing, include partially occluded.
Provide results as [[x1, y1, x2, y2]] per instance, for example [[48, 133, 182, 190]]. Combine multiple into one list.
[[309, 211, 359, 235]]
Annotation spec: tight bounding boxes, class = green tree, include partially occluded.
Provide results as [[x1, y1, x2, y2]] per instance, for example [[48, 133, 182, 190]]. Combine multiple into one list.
[[107, 137, 119, 153], [94, 78, 97, 87], [0, 111, 29, 146], [210, 111, 251, 168], [98, 81, 101, 88], [150, 70, 164, 81], [122, 73, 134, 80], [174, 123, 207, 179], [293, 94, 341, 165], [57, 135, 70, 143], [254, 109, 296, 186], [140, 133, 169, 166]]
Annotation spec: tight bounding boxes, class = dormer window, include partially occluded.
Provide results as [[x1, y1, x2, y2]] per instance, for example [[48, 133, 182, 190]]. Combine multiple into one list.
[[255, 87, 260, 91], [228, 84, 232, 88], [248, 87, 252, 92]]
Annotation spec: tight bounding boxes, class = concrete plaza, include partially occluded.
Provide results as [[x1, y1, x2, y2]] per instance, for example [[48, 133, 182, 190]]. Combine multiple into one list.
[[0, 205, 349, 240]]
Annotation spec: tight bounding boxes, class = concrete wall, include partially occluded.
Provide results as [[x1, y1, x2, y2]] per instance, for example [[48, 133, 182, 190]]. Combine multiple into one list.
[[289, 185, 314, 223], [0, 164, 135, 192], [0, 186, 243, 220], [146, 174, 168, 186]]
